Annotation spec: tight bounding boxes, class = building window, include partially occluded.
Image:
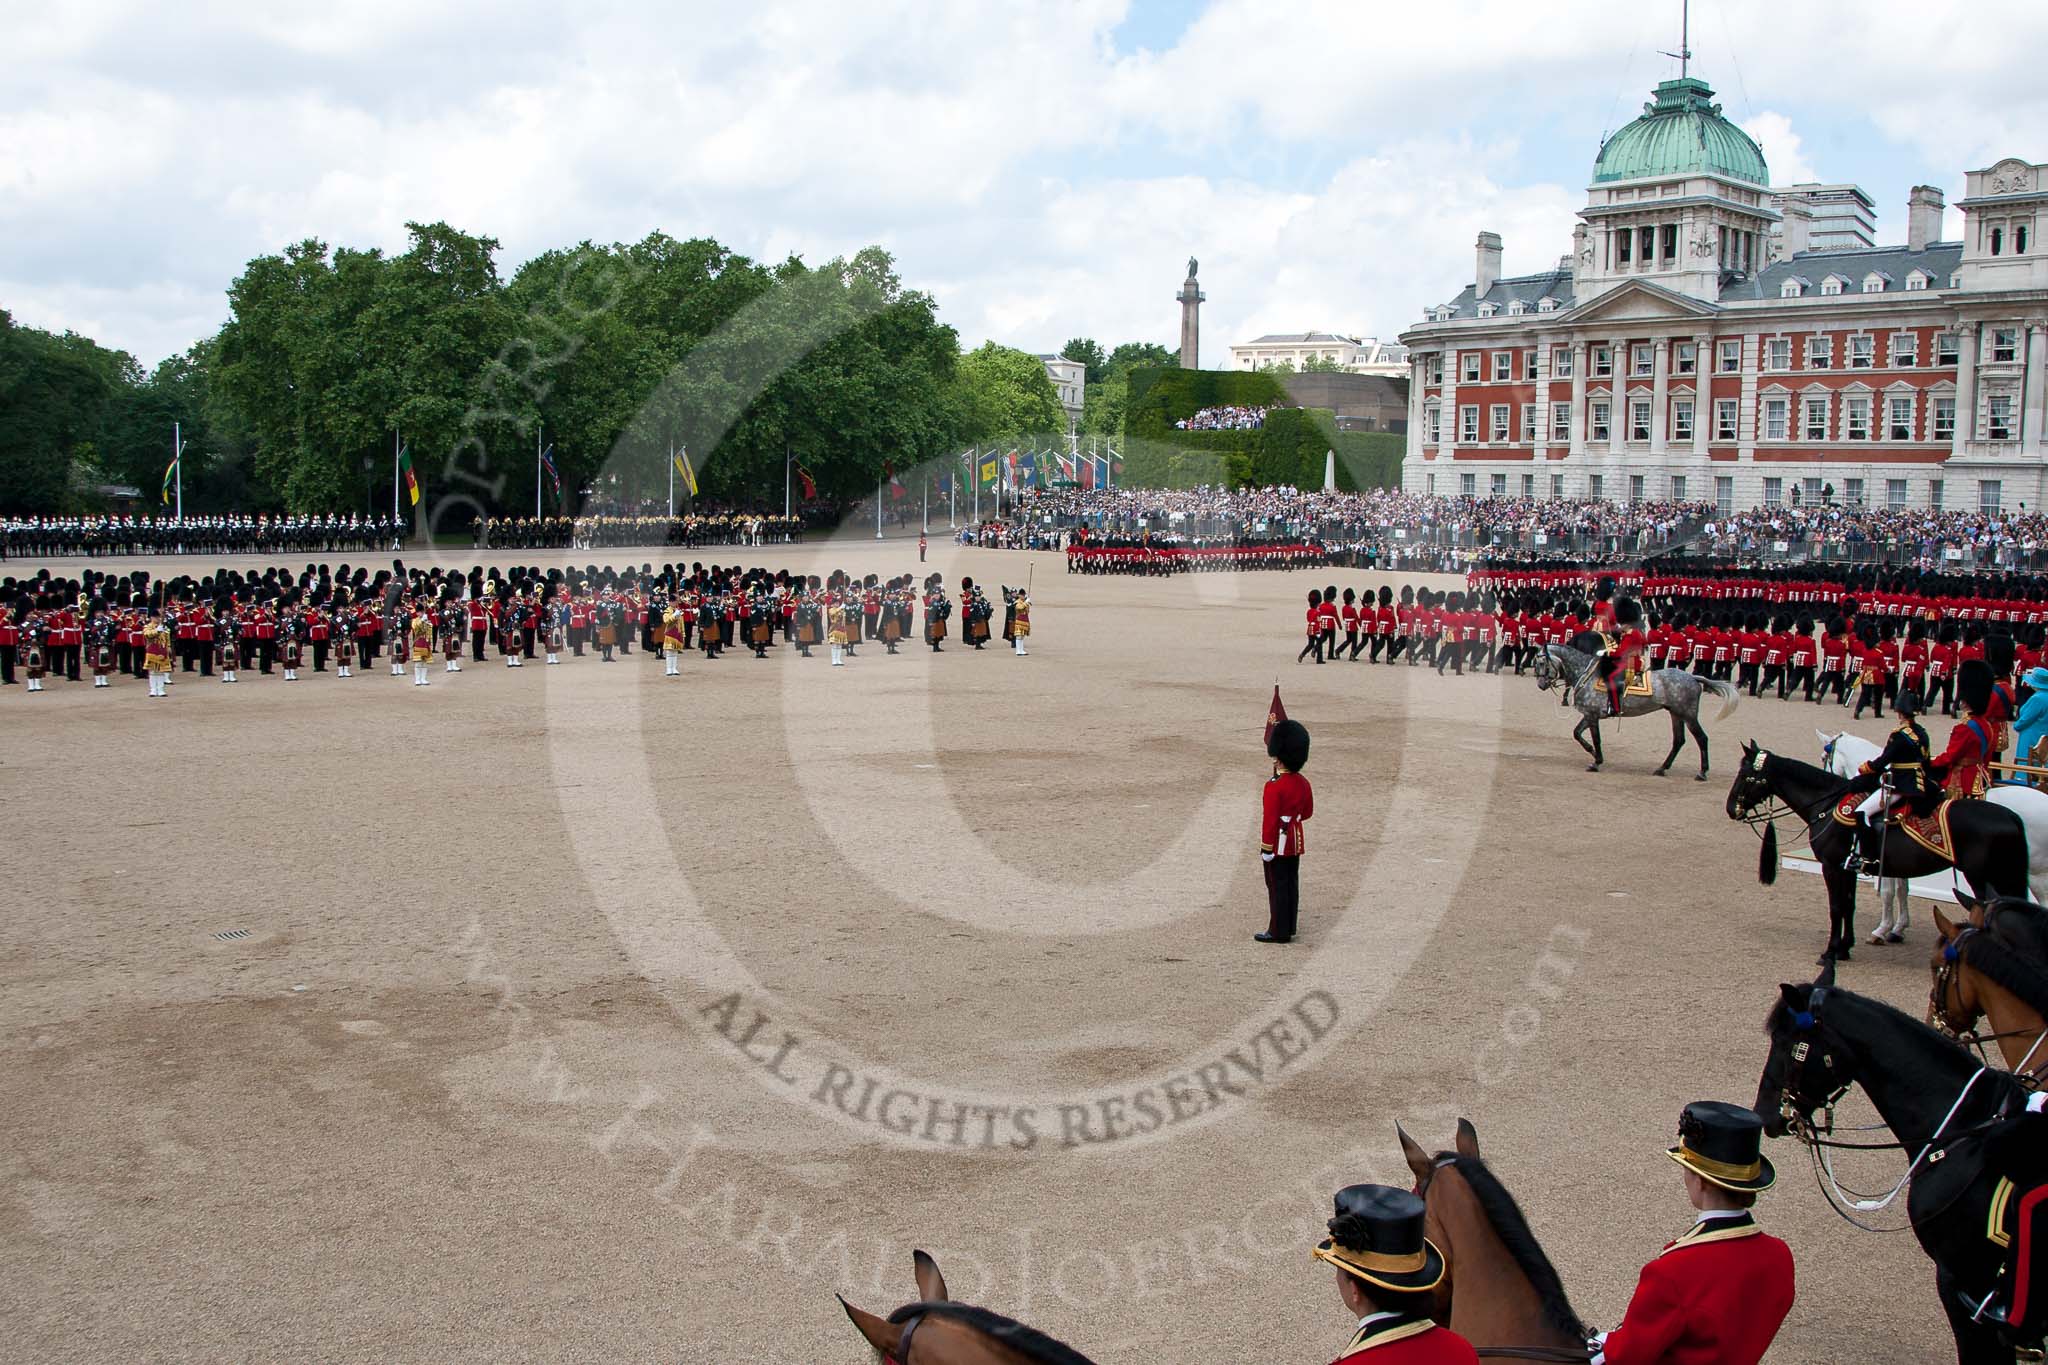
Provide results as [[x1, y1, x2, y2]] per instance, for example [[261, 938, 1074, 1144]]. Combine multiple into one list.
[[1551, 401, 1572, 440], [1888, 396, 1914, 441], [1425, 407, 1442, 443], [1934, 396, 1957, 440], [1906, 272, 1929, 291], [1632, 343, 1653, 377], [1461, 352, 1481, 382], [1763, 476, 1783, 505], [1845, 395, 1871, 440], [1821, 276, 1844, 296], [1492, 352, 1513, 381], [1629, 474, 1646, 503], [1459, 406, 1479, 442], [1989, 396, 2017, 441], [1780, 280, 1803, 299], [2020, 224, 2031, 253], [1763, 397, 1789, 441], [1593, 345, 1613, 377], [1491, 472, 1507, 496], [1930, 479, 1943, 509], [1554, 347, 1574, 378], [1992, 328, 2019, 363], [1718, 340, 1741, 373], [1673, 398, 1695, 441], [1660, 224, 1678, 260], [1491, 405, 1511, 442], [1766, 338, 1792, 371], [1845, 478, 1865, 506], [1519, 403, 1536, 440], [1639, 226, 1656, 262], [1427, 354, 1444, 385], [1848, 335, 1874, 369], [1521, 351, 1537, 381], [1590, 401, 1611, 442], [1675, 342, 1697, 375], [1629, 399, 1651, 441], [1477, 303, 1498, 318], [1551, 475, 1564, 499], [1981, 480, 2003, 512], [1589, 474, 1604, 499], [1803, 477, 1824, 505], [1991, 227, 2004, 256], [1617, 230, 1632, 264], [1804, 396, 1829, 441], [1887, 479, 1908, 509], [1521, 473, 1535, 498], [1460, 472, 1476, 496], [1936, 333, 1959, 366], [1715, 399, 1738, 441], [1890, 333, 1917, 367], [1670, 475, 1687, 501], [1862, 276, 1885, 294], [1715, 476, 1733, 516], [1425, 473, 1436, 495], [1806, 335, 1832, 370]]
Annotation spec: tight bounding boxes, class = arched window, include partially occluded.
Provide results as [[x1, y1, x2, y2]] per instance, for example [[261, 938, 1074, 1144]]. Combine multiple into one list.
[[1991, 226, 2004, 256]]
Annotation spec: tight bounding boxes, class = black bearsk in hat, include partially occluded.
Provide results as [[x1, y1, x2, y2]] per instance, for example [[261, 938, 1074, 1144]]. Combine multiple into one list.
[[1614, 597, 1643, 628], [1957, 658, 1995, 716], [1267, 718, 1310, 774], [1985, 633, 2017, 679]]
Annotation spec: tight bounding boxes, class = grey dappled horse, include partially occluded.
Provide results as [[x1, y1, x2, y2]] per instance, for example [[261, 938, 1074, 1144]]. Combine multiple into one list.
[[1535, 640, 1738, 778]]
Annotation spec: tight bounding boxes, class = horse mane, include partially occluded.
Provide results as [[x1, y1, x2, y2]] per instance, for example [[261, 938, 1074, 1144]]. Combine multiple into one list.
[[1761, 751, 1844, 791], [1434, 1155, 1588, 1341], [885, 1302, 1097, 1365], [1964, 905, 2048, 1019]]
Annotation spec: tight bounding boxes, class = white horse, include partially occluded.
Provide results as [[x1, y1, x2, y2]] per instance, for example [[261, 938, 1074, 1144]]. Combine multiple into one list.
[[1819, 728, 2048, 941]]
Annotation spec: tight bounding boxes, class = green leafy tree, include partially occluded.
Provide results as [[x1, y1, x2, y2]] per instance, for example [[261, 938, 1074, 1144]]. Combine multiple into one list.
[[954, 342, 1066, 445], [1257, 358, 1296, 374], [1301, 353, 1347, 373], [1060, 337, 1107, 385], [1107, 341, 1176, 371]]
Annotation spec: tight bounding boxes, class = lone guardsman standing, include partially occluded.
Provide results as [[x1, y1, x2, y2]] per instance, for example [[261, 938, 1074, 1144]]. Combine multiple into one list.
[[1257, 716, 1312, 944], [1592, 1102, 1794, 1364]]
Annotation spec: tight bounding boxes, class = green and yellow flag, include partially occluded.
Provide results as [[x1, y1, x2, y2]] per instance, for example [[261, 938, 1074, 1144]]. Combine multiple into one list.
[[161, 455, 178, 506], [977, 453, 999, 489], [674, 448, 697, 497], [397, 443, 419, 506]]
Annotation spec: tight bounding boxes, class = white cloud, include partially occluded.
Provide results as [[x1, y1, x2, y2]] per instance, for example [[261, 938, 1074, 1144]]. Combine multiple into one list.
[[5, 0, 2047, 367]]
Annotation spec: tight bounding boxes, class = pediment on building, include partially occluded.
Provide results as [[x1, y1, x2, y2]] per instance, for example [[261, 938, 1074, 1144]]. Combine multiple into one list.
[[1558, 279, 1720, 326]]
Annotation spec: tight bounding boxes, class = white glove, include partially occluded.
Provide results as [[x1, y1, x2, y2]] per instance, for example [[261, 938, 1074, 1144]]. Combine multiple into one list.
[[1260, 851, 1275, 863]]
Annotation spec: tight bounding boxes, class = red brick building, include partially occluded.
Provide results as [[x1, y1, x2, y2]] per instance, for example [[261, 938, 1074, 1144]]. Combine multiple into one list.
[[1398, 74, 2048, 515]]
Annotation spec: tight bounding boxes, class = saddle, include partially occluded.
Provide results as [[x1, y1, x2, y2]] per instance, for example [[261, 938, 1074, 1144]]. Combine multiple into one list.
[[1624, 666, 1653, 698], [1984, 1162, 2048, 1341], [1831, 793, 1957, 862]]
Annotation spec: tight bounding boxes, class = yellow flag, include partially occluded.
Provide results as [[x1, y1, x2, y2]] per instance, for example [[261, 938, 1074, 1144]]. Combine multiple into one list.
[[674, 450, 697, 496]]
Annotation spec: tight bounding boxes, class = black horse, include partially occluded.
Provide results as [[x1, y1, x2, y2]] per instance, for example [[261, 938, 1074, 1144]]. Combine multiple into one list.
[[1727, 742, 2030, 963], [1756, 966, 2041, 1364]]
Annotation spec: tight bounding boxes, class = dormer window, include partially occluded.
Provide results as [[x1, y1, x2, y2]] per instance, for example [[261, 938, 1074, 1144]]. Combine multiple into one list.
[[1507, 300, 1527, 316], [1477, 302, 1498, 318], [1820, 275, 1846, 296], [1536, 297, 1558, 313], [1905, 270, 1932, 292], [1780, 279, 1803, 298], [1861, 272, 1890, 293]]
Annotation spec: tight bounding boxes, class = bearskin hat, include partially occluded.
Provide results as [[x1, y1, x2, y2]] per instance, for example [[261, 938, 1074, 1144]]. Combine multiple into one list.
[[1614, 597, 1643, 627], [1267, 718, 1310, 773], [1985, 633, 2017, 678], [1378, 586, 1394, 607], [1595, 576, 1615, 603], [1958, 658, 1996, 716]]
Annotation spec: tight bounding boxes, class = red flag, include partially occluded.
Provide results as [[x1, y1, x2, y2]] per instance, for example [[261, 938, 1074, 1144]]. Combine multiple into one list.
[[1263, 686, 1287, 746], [797, 465, 817, 500]]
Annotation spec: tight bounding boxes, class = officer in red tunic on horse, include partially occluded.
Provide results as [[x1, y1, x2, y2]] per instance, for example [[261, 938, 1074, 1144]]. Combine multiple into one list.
[[1593, 1102, 1794, 1365], [1314, 1184, 1477, 1364], [1596, 597, 1648, 717], [1931, 658, 1998, 800]]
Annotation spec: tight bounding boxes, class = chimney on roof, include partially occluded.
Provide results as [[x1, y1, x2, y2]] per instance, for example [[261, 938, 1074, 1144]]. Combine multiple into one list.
[[1907, 185, 1945, 252], [1779, 197, 1813, 260], [1475, 231, 1502, 300]]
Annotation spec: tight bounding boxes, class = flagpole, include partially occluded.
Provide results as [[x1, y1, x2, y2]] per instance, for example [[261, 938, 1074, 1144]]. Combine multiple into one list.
[[536, 429, 543, 519], [922, 475, 929, 534], [393, 429, 400, 523], [668, 441, 675, 519], [783, 449, 791, 520], [173, 421, 183, 521]]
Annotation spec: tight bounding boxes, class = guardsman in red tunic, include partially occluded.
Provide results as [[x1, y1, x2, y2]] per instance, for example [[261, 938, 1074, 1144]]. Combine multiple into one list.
[[1597, 597, 1648, 717], [1984, 633, 2018, 763], [1257, 718, 1313, 944], [1594, 1102, 1794, 1365], [1931, 660, 1997, 800], [1313, 1184, 1476, 1365]]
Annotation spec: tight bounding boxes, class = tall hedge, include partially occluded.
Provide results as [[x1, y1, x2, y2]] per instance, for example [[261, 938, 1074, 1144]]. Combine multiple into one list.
[[1116, 397, 1405, 493], [1124, 368, 1293, 438]]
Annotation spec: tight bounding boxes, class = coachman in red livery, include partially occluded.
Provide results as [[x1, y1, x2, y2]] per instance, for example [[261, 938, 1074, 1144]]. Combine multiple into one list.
[[1314, 1184, 1476, 1364]]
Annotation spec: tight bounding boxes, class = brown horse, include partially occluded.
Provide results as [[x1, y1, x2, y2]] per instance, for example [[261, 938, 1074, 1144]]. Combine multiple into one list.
[[1929, 899, 2048, 1080], [839, 1250, 1096, 1365], [1399, 1120, 1591, 1362]]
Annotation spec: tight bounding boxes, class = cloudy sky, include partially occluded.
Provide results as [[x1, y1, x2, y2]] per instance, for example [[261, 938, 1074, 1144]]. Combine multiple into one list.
[[7, 0, 2047, 368]]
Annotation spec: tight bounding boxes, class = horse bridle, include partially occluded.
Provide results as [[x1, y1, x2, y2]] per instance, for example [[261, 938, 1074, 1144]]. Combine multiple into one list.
[[1929, 927, 1983, 1038], [886, 1311, 924, 1363], [1774, 987, 1857, 1141]]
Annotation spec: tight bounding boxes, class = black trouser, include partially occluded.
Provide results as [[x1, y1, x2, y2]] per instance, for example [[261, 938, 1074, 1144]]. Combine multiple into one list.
[[313, 640, 329, 671], [1854, 682, 1885, 718], [259, 639, 276, 673], [1263, 855, 1299, 939], [0, 644, 14, 683], [472, 628, 486, 662], [1929, 674, 1954, 714], [571, 625, 586, 656], [62, 645, 80, 680], [1739, 662, 1760, 695], [1298, 634, 1322, 663], [523, 627, 537, 658]]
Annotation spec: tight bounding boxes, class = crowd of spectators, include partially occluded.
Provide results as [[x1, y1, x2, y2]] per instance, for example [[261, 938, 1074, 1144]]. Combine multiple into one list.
[[1696, 503, 2048, 568], [1174, 405, 1270, 431]]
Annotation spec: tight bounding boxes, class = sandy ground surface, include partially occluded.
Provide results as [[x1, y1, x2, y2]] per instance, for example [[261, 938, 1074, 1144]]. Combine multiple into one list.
[[0, 530, 1959, 1363]]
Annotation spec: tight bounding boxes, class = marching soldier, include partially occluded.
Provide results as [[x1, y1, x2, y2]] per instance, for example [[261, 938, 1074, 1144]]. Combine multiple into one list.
[[1313, 1185, 1475, 1364], [280, 602, 306, 681], [1011, 585, 1030, 656], [88, 604, 117, 688], [409, 602, 435, 685], [923, 577, 950, 652], [215, 602, 240, 683], [1591, 1102, 1794, 1365], [441, 596, 466, 672], [142, 606, 175, 698], [334, 592, 358, 678]]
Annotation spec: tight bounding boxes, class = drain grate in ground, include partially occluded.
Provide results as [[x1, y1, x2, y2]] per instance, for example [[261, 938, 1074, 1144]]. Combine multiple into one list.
[[213, 929, 252, 942]]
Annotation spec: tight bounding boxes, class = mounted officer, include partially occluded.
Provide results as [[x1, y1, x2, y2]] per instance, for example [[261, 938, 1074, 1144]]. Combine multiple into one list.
[[1846, 685, 1936, 871], [1594, 596, 1648, 717]]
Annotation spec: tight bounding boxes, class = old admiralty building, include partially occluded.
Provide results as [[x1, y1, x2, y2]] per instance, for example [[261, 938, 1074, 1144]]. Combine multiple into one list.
[[1398, 73, 2048, 514]]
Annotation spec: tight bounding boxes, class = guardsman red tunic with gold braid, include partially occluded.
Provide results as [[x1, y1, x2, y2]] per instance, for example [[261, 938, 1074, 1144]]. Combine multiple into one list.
[[1930, 717, 1993, 799], [1331, 1313, 1478, 1364]]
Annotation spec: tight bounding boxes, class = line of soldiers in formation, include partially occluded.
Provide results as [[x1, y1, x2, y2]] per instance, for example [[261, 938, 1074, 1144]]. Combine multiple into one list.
[[1062, 533, 1336, 575], [473, 514, 808, 550], [1295, 578, 2044, 717], [0, 560, 1033, 696], [3, 514, 405, 559]]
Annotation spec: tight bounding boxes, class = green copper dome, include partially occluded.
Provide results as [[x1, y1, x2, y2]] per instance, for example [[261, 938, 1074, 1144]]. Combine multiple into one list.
[[1593, 77, 1769, 186]]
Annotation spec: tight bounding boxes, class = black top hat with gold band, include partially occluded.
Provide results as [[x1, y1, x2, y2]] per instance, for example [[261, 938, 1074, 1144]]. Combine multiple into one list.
[[1311, 1185, 1445, 1293], [1667, 1101, 1776, 1193]]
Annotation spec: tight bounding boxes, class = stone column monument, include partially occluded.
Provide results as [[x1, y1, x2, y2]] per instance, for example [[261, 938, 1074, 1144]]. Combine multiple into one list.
[[1177, 257, 1204, 369]]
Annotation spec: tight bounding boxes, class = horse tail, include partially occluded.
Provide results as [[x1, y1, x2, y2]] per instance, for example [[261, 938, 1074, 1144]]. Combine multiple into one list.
[[1701, 677, 1740, 722]]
